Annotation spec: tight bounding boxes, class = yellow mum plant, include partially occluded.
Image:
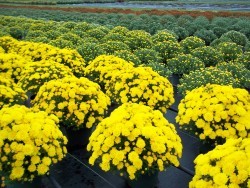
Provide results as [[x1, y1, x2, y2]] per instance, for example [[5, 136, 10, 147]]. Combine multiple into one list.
[[0, 36, 85, 77], [0, 52, 30, 82], [190, 138, 250, 188], [0, 105, 68, 183], [176, 84, 250, 145], [84, 55, 134, 90], [105, 66, 175, 113], [32, 77, 111, 130], [0, 76, 27, 109], [18, 60, 74, 96], [87, 103, 182, 180]]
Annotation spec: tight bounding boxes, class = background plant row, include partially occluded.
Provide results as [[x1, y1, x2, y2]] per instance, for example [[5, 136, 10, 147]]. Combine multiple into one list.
[[0, 15, 249, 69], [0, 7, 250, 38]]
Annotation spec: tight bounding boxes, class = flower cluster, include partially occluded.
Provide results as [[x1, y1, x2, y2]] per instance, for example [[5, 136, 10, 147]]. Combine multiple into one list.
[[18, 60, 74, 96], [178, 67, 240, 96], [191, 46, 224, 67], [87, 103, 182, 180], [216, 61, 250, 89], [167, 54, 205, 75], [32, 77, 111, 129], [0, 36, 85, 77], [0, 52, 30, 82], [190, 138, 250, 188], [0, 105, 68, 182], [216, 42, 243, 62], [152, 30, 178, 43], [124, 30, 152, 51], [235, 51, 250, 70], [153, 40, 182, 64], [84, 55, 134, 90], [180, 36, 205, 54], [113, 50, 141, 66], [0, 76, 27, 109], [106, 66, 175, 113], [176, 84, 250, 144]]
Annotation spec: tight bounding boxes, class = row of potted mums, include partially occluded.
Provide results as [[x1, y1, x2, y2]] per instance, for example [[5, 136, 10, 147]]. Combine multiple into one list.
[[0, 36, 249, 188]]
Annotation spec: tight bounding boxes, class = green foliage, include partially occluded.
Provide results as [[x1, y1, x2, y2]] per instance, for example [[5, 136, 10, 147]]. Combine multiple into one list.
[[220, 30, 248, 47], [60, 33, 84, 46], [124, 30, 152, 51], [134, 48, 162, 65], [113, 50, 141, 66], [234, 52, 250, 70], [49, 38, 74, 49], [245, 41, 250, 52], [194, 29, 217, 45], [191, 46, 224, 67], [101, 33, 126, 43], [211, 27, 228, 38], [77, 42, 105, 64], [109, 26, 129, 35], [167, 54, 205, 75], [85, 28, 107, 40], [178, 67, 240, 96], [62, 21, 77, 30], [192, 16, 210, 30], [216, 62, 250, 89], [44, 30, 61, 40], [25, 30, 46, 40], [9, 26, 25, 39], [152, 30, 178, 43], [97, 41, 130, 55], [169, 26, 189, 41], [180, 36, 206, 54], [153, 40, 182, 64], [210, 37, 232, 47], [142, 62, 172, 78], [28, 36, 50, 43], [216, 42, 243, 62]]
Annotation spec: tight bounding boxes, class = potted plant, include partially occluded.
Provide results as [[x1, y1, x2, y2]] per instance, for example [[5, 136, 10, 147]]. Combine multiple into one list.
[[190, 138, 250, 188], [191, 46, 224, 67], [216, 61, 250, 90], [167, 54, 205, 86], [84, 55, 134, 91], [179, 36, 205, 54], [176, 84, 250, 151], [177, 67, 240, 96], [215, 42, 243, 62], [32, 76, 111, 150], [87, 103, 183, 188], [18, 60, 74, 102], [0, 105, 68, 187], [105, 66, 175, 113]]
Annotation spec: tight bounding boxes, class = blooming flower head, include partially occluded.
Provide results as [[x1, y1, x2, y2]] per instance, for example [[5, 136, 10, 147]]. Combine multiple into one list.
[[190, 138, 250, 188], [87, 103, 182, 180], [32, 76, 111, 129], [0, 105, 67, 182], [176, 84, 250, 144], [18, 60, 74, 96], [106, 66, 174, 113]]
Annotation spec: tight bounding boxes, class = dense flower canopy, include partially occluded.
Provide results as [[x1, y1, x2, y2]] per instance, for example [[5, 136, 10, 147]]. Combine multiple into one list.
[[190, 138, 250, 188], [87, 103, 182, 180], [32, 76, 111, 129], [176, 84, 250, 144], [0, 105, 68, 182]]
